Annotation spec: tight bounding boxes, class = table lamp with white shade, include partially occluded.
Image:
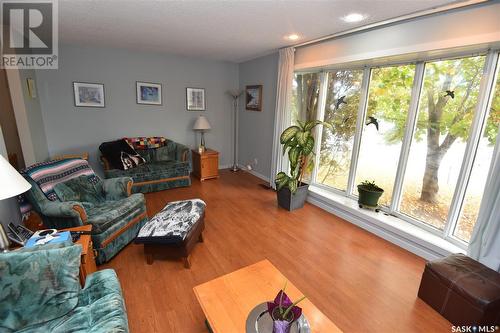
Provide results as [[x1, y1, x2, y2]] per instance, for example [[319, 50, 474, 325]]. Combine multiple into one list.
[[0, 154, 32, 251], [193, 115, 211, 152]]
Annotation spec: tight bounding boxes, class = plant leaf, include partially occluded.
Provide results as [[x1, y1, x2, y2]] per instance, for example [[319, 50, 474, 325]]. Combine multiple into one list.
[[295, 120, 305, 130], [275, 172, 287, 182], [288, 146, 301, 166], [302, 136, 315, 155], [322, 121, 333, 131], [288, 178, 298, 194], [282, 137, 296, 156], [276, 175, 290, 190], [296, 131, 309, 146], [304, 120, 322, 131], [280, 126, 300, 144], [291, 160, 301, 178]]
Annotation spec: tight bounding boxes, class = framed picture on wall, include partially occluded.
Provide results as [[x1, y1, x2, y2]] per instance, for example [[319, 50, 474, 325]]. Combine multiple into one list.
[[73, 82, 105, 108], [186, 87, 206, 111], [245, 85, 262, 111], [136, 81, 162, 105]]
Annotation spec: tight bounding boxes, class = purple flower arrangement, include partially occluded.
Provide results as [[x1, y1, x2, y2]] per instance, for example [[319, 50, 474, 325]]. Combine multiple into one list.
[[267, 281, 306, 333]]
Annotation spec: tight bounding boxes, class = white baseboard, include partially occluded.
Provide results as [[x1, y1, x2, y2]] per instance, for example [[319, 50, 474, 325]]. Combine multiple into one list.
[[237, 164, 270, 183], [307, 186, 463, 261]]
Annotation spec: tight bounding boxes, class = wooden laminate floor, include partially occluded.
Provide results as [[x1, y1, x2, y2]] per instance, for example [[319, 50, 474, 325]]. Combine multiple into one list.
[[103, 170, 451, 333]]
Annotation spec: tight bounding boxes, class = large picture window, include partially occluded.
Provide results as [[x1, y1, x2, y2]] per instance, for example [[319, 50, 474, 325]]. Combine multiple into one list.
[[354, 65, 416, 206], [400, 56, 486, 229], [316, 70, 364, 191], [305, 51, 500, 246], [291, 72, 321, 125], [453, 58, 500, 242]]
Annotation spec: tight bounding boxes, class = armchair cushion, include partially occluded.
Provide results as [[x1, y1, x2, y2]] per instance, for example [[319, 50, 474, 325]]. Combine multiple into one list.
[[53, 175, 105, 204], [102, 177, 132, 201], [87, 193, 145, 233], [0, 244, 82, 331], [41, 269, 129, 333]]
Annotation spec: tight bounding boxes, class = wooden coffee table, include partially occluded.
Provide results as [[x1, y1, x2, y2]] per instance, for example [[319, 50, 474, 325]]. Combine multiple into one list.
[[193, 259, 342, 333]]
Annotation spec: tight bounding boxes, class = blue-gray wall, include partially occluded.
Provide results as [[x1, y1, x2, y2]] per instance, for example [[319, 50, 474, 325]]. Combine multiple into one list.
[[238, 52, 278, 181], [19, 69, 49, 163], [35, 44, 239, 173]]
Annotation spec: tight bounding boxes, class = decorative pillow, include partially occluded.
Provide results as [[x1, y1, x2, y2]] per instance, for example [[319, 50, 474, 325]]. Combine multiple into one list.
[[53, 175, 105, 204], [0, 244, 82, 331], [99, 139, 146, 170]]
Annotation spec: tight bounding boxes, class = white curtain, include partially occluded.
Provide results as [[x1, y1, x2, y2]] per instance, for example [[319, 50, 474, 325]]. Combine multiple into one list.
[[467, 139, 500, 272], [270, 47, 295, 188]]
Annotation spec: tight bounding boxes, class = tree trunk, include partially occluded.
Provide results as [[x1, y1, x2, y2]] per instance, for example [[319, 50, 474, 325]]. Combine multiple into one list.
[[421, 148, 443, 203], [419, 77, 451, 203]]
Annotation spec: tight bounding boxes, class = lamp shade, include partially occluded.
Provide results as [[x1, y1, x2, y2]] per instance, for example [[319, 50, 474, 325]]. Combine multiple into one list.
[[0, 155, 31, 200], [193, 115, 211, 131]]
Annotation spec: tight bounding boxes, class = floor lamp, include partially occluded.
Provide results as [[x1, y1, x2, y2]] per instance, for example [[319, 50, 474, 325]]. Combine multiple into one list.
[[228, 89, 242, 172]]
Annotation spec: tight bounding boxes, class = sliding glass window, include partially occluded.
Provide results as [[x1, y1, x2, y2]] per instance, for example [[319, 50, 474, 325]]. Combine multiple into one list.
[[354, 65, 416, 206], [316, 69, 364, 191]]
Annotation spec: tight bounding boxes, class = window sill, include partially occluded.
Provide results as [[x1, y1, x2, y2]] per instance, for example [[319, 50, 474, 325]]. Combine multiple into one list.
[[307, 185, 464, 260]]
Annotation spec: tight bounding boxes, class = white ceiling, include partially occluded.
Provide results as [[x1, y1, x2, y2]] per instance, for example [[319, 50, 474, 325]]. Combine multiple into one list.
[[59, 0, 466, 63]]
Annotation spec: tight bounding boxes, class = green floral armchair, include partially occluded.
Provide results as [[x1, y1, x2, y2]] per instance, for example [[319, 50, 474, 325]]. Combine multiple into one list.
[[23, 173, 148, 264], [0, 242, 129, 332]]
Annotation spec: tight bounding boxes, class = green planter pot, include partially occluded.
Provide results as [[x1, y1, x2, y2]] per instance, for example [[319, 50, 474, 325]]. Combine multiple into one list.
[[357, 185, 384, 208]]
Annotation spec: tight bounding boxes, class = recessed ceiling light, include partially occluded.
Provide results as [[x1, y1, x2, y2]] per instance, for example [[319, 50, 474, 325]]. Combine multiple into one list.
[[285, 34, 300, 41], [342, 13, 366, 23]]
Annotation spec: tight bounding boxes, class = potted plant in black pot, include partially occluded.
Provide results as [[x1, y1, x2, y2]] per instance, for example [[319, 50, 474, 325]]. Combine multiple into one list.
[[357, 180, 384, 211], [275, 120, 332, 211]]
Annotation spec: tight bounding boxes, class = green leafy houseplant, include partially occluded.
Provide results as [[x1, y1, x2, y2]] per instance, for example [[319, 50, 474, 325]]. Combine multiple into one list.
[[358, 180, 383, 192], [357, 180, 384, 209], [275, 120, 332, 193]]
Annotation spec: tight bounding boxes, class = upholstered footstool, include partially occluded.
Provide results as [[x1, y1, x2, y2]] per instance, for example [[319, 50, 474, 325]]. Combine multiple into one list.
[[418, 254, 500, 326], [135, 199, 206, 268]]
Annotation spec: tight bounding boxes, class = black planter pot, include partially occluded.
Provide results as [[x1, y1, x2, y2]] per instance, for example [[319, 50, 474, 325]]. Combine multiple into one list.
[[357, 185, 384, 208], [277, 183, 309, 211]]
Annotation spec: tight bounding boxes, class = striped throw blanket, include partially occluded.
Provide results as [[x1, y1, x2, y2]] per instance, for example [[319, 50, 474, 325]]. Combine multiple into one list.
[[20, 158, 98, 214]]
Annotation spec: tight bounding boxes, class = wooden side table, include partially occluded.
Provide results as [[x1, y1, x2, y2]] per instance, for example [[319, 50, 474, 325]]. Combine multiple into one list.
[[62, 225, 97, 286], [192, 148, 219, 181]]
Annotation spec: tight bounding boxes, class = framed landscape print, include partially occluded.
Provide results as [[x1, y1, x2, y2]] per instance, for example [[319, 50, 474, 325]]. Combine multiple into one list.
[[186, 87, 206, 111], [245, 85, 262, 111], [136, 81, 162, 105], [73, 82, 105, 107]]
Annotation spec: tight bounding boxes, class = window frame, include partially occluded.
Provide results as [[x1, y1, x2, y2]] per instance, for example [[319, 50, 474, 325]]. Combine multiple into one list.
[[305, 49, 500, 249]]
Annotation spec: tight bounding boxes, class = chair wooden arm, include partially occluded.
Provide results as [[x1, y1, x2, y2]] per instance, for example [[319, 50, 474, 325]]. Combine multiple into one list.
[[52, 152, 89, 161]]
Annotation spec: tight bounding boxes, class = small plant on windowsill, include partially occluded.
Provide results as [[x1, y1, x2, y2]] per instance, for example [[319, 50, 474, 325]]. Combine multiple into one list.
[[357, 180, 384, 211], [275, 120, 332, 211]]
